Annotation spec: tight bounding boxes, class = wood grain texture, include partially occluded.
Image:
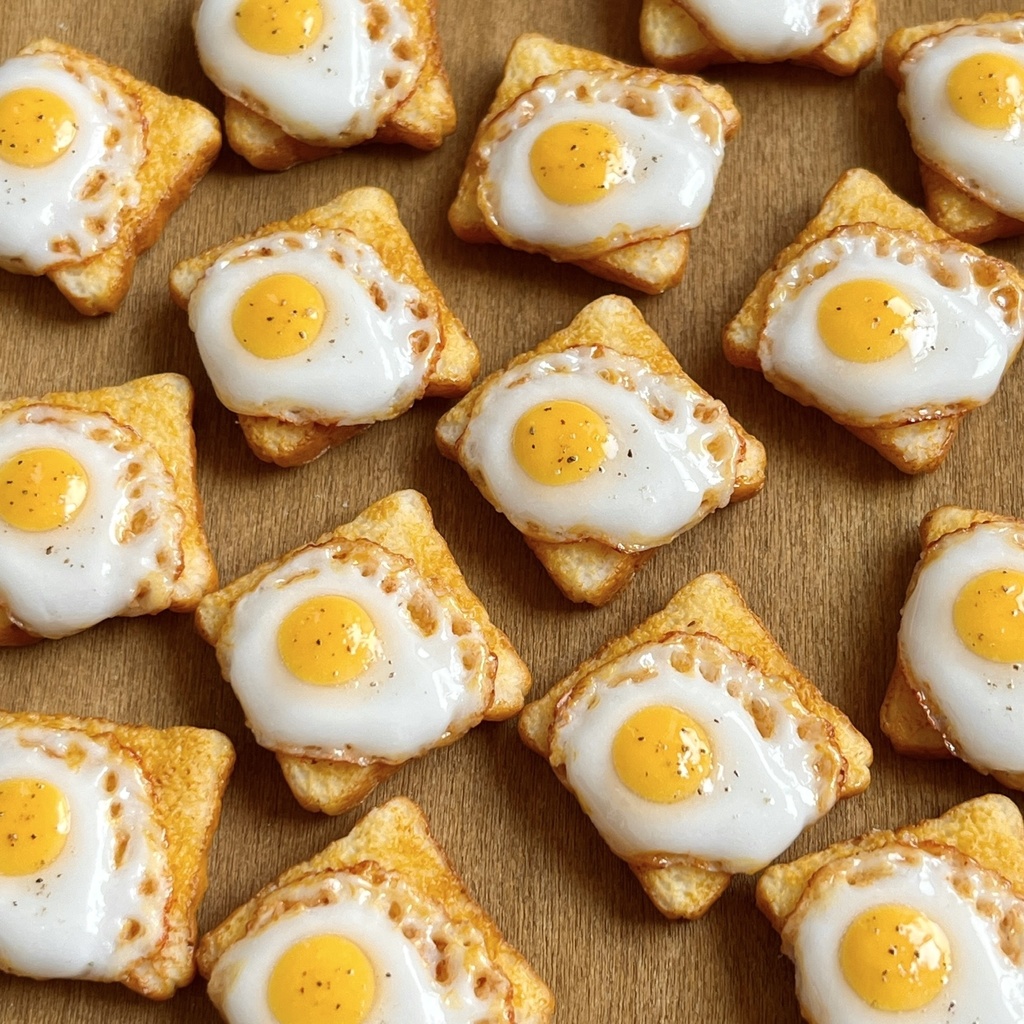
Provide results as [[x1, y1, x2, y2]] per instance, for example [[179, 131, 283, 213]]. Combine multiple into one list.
[[1, 1, 1022, 1020]]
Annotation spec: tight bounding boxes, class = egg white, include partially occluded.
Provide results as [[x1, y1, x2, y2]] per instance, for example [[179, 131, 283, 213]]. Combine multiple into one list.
[[194, 0, 424, 145], [476, 68, 727, 260], [785, 843, 1024, 1024], [0, 406, 184, 639], [549, 635, 842, 873], [759, 225, 1024, 426], [0, 725, 171, 981], [457, 346, 739, 552], [0, 51, 144, 275]]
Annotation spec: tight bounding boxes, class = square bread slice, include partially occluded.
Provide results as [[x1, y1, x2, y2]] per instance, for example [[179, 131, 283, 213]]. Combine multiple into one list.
[[722, 167, 1024, 474], [0, 708, 235, 999], [881, 504, 1024, 794], [0, 373, 217, 646], [208, 0, 456, 170], [640, 0, 877, 76], [884, 13, 1024, 244], [447, 33, 739, 295], [170, 187, 478, 467], [196, 796, 555, 1021], [757, 794, 1024, 932], [519, 572, 873, 919], [437, 295, 766, 607], [195, 489, 532, 814], [6, 39, 220, 316]]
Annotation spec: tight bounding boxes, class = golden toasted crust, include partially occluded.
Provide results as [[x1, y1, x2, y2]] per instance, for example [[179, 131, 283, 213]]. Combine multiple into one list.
[[518, 571, 872, 918], [0, 373, 217, 645], [447, 33, 739, 295], [195, 489, 531, 814], [196, 797, 555, 1020], [170, 187, 478, 467], [10, 39, 220, 316], [757, 795, 1024, 933], [0, 709, 234, 999], [211, 0, 455, 170], [437, 296, 766, 607], [884, 13, 1024, 243], [640, 0, 878, 75], [722, 167, 1024, 474], [881, 504, 1024, 791]]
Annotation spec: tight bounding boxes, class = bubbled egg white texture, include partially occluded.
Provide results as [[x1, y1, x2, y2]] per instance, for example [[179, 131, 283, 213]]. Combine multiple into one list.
[[218, 540, 493, 762], [549, 636, 842, 873], [207, 870, 513, 1024], [759, 225, 1024, 426], [188, 228, 440, 425], [784, 844, 1024, 1023], [0, 725, 171, 981], [457, 346, 739, 552], [900, 522, 1024, 776], [678, 0, 852, 60], [0, 407, 183, 639], [0, 51, 144, 274], [476, 68, 728, 259], [901, 21, 1024, 220], [194, 0, 424, 144]]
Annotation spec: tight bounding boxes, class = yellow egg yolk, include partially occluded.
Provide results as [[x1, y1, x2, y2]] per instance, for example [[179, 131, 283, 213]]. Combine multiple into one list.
[[0, 447, 89, 532], [512, 400, 608, 486], [234, 0, 323, 55], [529, 120, 626, 205], [953, 567, 1024, 663], [0, 778, 71, 876], [817, 279, 918, 363], [611, 705, 714, 803], [268, 934, 375, 1024], [232, 273, 326, 359], [946, 52, 1024, 131], [839, 903, 951, 1011], [0, 88, 77, 168], [277, 595, 379, 685]]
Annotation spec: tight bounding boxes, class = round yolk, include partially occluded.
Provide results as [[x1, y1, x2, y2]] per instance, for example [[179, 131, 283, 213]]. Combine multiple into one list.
[[611, 705, 714, 803], [234, 0, 323, 55], [277, 595, 379, 686], [529, 121, 626, 205], [0, 778, 71, 876], [512, 400, 608, 486], [0, 448, 89, 532], [232, 273, 326, 359], [0, 88, 77, 168], [839, 904, 951, 1011], [267, 934, 375, 1024], [946, 52, 1024, 131], [817, 279, 917, 362], [953, 568, 1024, 663]]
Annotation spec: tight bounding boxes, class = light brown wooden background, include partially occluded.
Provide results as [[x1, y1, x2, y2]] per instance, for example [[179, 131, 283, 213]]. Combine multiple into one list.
[[2, 1, 1022, 1021]]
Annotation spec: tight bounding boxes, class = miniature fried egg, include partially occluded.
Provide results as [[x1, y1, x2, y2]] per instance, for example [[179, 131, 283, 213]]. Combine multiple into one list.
[[456, 346, 740, 552], [0, 50, 144, 274], [475, 68, 729, 260], [0, 405, 183, 639], [218, 538, 494, 762], [207, 866, 514, 1023], [899, 521, 1024, 777], [548, 634, 842, 873], [0, 724, 171, 981], [188, 228, 440, 425], [677, 0, 852, 61], [784, 843, 1024, 1022], [901, 21, 1024, 221], [193, 0, 425, 145], [759, 224, 1024, 426]]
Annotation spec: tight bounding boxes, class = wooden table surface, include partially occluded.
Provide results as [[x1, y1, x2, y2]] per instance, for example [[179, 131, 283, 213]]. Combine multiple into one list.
[[3, 1, 1022, 1021]]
